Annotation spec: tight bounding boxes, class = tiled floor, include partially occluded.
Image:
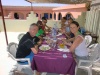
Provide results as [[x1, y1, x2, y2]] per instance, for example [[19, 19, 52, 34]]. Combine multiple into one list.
[[0, 32, 20, 75], [0, 32, 100, 75]]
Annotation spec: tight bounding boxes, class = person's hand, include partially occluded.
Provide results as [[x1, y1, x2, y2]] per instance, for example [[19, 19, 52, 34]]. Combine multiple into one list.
[[37, 40, 42, 45], [45, 31, 49, 34], [61, 29, 66, 34], [34, 44, 38, 51], [60, 38, 72, 46], [38, 36, 43, 40], [62, 39, 67, 45], [48, 27, 51, 31]]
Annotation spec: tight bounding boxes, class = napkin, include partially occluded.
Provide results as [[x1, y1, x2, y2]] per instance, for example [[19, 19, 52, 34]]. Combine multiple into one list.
[[56, 33, 62, 36], [57, 48, 69, 52], [57, 46, 70, 52], [63, 54, 67, 58]]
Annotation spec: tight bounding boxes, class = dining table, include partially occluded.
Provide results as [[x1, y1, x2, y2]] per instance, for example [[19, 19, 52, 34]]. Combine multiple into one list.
[[31, 33, 76, 75]]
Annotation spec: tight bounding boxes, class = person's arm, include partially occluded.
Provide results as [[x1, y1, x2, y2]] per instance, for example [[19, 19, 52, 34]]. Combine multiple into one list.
[[69, 36, 83, 52], [38, 36, 43, 40], [62, 39, 72, 46], [37, 39, 42, 46], [34, 36, 42, 46], [31, 38, 42, 54], [31, 45, 38, 54], [63, 36, 83, 52], [45, 25, 50, 29], [45, 25, 51, 31], [66, 37, 75, 42], [64, 32, 70, 39], [24, 39, 38, 54], [61, 29, 70, 39]]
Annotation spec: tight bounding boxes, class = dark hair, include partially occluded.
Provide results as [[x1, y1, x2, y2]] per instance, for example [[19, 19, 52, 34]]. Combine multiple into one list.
[[30, 23, 38, 28], [42, 17, 47, 20], [37, 20, 42, 26], [67, 18, 73, 21], [62, 17, 66, 20], [71, 21, 81, 33], [71, 21, 79, 27]]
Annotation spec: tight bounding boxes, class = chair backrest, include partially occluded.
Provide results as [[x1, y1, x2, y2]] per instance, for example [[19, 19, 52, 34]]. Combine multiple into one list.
[[95, 44, 100, 58], [88, 43, 98, 49], [7, 42, 18, 58], [84, 35, 92, 47], [89, 44, 100, 61], [7, 42, 31, 66], [18, 33, 25, 41]]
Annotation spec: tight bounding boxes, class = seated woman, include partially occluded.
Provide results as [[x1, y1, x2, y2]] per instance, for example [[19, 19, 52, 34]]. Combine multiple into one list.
[[63, 21, 89, 63]]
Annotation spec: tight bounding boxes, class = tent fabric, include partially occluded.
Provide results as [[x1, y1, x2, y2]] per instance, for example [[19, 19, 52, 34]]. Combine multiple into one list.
[[26, 0, 91, 4]]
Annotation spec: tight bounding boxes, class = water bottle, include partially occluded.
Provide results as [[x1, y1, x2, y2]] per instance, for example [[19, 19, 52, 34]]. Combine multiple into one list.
[[51, 28, 54, 37], [53, 28, 57, 40], [54, 23, 58, 32]]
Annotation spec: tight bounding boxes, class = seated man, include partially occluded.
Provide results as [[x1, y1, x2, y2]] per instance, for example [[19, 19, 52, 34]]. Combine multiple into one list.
[[60, 17, 67, 29], [41, 17, 51, 32], [36, 20, 46, 40], [16, 23, 42, 63]]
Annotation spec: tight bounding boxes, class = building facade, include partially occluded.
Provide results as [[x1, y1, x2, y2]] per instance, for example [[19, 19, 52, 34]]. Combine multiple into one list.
[[0, 3, 87, 20]]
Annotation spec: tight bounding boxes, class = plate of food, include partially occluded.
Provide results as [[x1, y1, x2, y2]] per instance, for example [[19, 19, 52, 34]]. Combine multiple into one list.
[[39, 45, 50, 51]]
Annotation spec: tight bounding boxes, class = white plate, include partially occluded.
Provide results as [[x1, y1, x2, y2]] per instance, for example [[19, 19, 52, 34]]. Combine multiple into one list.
[[56, 33, 62, 36], [57, 38, 66, 40], [57, 48, 70, 52], [39, 45, 50, 51]]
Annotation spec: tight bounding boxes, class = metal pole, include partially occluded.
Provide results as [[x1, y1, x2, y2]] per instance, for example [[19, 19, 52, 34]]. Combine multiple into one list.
[[0, 0, 8, 45], [25, 0, 33, 11], [31, 2, 33, 11]]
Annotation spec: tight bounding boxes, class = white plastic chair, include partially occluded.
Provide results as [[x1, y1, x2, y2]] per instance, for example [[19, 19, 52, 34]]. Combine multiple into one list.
[[85, 35, 92, 47], [18, 33, 25, 41], [87, 43, 98, 56], [88, 43, 98, 49], [77, 44, 100, 75], [7, 42, 31, 71]]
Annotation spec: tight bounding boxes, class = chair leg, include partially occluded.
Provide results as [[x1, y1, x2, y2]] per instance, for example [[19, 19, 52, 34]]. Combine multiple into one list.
[[17, 64, 24, 71], [41, 72, 47, 75], [33, 70, 36, 75], [75, 66, 78, 75], [88, 68, 92, 75], [36, 71, 41, 75]]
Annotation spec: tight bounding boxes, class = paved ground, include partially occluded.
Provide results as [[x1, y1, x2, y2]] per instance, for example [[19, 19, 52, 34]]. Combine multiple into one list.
[[0, 32, 100, 75]]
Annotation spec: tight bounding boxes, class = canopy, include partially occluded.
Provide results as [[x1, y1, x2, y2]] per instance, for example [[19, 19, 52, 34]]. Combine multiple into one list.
[[26, 0, 92, 4]]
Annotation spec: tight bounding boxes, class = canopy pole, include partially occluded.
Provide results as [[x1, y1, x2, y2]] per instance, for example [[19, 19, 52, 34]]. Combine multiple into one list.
[[0, 0, 8, 45], [31, 2, 33, 11]]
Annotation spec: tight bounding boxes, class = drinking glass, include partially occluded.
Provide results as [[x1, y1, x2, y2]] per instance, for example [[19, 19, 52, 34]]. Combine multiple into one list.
[[51, 39, 57, 51]]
